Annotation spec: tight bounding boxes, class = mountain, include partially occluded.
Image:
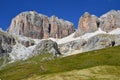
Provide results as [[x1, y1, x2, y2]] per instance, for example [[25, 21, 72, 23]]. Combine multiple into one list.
[[74, 12, 99, 37], [0, 10, 120, 73], [74, 10, 120, 37], [0, 10, 120, 61], [100, 10, 120, 32], [7, 11, 74, 39]]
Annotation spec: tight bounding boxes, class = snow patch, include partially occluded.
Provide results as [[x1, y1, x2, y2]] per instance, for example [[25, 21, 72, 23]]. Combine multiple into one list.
[[18, 36, 32, 41], [81, 28, 106, 39], [49, 33, 81, 44], [109, 28, 120, 35], [49, 28, 106, 44]]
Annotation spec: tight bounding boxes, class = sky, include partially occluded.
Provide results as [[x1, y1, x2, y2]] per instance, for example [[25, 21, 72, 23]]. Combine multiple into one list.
[[0, 0, 120, 30]]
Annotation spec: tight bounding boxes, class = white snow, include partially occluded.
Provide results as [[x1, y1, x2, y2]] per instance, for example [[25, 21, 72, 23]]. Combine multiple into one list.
[[9, 43, 36, 62], [49, 33, 80, 44], [49, 28, 106, 44], [57, 33, 79, 44], [18, 36, 31, 41], [109, 28, 120, 35], [81, 28, 106, 39]]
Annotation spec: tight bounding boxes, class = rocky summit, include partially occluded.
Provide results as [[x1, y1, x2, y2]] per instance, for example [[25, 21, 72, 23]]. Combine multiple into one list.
[[74, 10, 120, 37], [74, 12, 98, 37], [100, 10, 120, 32], [8, 11, 74, 39]]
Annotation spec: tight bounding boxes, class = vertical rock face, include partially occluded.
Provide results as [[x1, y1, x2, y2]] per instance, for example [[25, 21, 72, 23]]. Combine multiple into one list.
[[0, 30, 16, 56], [100, 10, 120, 32], [74, 12, 98, 37], [74, 10, 120, 37], [8, 11, 74, 39], [49, 16, 74, 38]]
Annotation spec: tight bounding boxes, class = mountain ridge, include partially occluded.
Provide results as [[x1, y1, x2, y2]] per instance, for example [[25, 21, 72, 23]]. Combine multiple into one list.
[[8, 11, 74, 39], [0, 10, 120, 63]]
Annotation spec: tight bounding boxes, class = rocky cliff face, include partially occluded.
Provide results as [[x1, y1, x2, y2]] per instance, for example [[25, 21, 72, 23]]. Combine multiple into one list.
[[8, 11, 74, 39], [74, 12, 99, 37], [0, 30, 16, 56], [100, 10, 120, 32], [74, 10, 120, 37]]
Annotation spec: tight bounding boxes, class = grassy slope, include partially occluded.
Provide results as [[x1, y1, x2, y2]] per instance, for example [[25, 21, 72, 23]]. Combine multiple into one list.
[[0, 58, 4, 66], [0, 57, 9, 67], [27, 65, 120, 80], [0, 46, 120, 80]]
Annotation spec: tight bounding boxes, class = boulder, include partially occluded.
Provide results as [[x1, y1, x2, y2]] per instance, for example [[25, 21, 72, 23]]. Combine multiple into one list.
[[32, 40, 61, 57]]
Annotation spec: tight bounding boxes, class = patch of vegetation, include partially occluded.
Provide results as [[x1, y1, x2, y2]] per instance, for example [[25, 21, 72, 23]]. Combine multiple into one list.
[[0, 56, 9, 67], [0, 46, 120, 80], [0, 58, 4, 66]]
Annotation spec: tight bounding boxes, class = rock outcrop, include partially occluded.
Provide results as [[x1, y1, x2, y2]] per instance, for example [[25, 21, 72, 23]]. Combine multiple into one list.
[[15, 36, 35, 47], [0, 30, 16, 56], [59, 39, 86, 55], [33, 40, 61, 57], [74, 10, 120, 37], [74, 12, 99, 37], [8, 11, 74, 39], [100, 10, 120, 32], [59, 34, 120, 56]]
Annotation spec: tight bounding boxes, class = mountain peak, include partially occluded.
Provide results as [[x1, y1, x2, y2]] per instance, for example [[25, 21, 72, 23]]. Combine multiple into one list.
[[8, 11, 74, 39]]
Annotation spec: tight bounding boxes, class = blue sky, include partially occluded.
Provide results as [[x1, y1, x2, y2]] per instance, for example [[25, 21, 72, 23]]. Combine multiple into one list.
[[0, 0, 120, 30]]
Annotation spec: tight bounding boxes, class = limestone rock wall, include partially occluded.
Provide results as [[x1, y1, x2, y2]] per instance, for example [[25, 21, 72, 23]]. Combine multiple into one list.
[[8, 11, 74, 39]]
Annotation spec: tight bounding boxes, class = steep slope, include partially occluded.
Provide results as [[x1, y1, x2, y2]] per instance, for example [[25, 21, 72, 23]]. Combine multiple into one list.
[[0, 46, 120, 80], [8, 11, 74, 39]]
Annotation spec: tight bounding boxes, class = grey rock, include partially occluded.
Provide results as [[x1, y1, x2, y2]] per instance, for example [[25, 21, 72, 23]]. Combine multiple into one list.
[[59, 34, 120, 55], [100, 10, 120, 32], [0, 31, 16, 57], [32, 40, 61, 57], [59, 39, 86, 54], [82, 34, 120, 52], [17, 37, 35, 47]]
